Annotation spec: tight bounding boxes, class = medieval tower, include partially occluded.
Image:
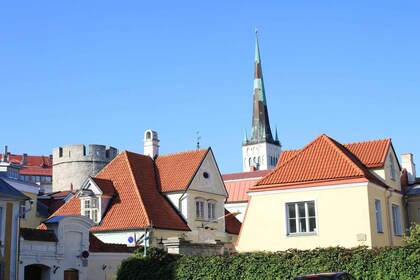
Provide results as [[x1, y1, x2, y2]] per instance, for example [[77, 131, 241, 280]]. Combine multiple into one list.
[[242, 31, 281, 171], [52, 144, 118, 191]]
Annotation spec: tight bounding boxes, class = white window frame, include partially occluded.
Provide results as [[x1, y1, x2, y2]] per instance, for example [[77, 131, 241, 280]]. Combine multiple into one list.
[[286, 200, 317, 235], [391, 204, 402, 236], [207, 200, 217, 221], [195, 198, 205, 220], [82, 197, 100, 223], [375, 199, 383, 233]]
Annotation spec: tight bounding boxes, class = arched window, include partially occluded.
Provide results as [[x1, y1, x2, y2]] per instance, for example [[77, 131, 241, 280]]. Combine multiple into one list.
[[146, 131, 152, 139]]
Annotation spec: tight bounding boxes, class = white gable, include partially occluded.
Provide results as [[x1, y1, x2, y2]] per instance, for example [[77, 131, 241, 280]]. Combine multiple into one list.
[[188, 149, 227, 197]]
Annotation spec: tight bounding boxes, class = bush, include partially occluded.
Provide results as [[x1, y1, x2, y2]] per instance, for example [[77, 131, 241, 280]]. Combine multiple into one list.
[[116, 246, 420, 280], [403, 223, 420, 246]]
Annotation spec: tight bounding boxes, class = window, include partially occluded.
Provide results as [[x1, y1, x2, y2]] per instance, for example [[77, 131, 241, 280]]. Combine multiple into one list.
[[83, 197, 99, 223], [389, 155, 396, 180], [391, 204, 402, 236], [207, 200, 216, 221], [195, 198, 205, 220], [20, 202, 26, 219], [375, 199, 383, 233], [286, 201, 316, 234]]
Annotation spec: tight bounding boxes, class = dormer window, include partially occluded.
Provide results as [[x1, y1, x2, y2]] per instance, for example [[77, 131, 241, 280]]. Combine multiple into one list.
[[82, 197, 99, 223]]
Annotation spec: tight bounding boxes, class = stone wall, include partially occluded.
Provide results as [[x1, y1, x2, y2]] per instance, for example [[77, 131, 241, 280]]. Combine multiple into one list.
[[53, 144, 118, 192]]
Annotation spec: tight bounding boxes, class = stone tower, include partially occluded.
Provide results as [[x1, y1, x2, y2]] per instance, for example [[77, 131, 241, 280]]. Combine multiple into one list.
[[242, 31, 281, 171], [53, 144, 118, 192]]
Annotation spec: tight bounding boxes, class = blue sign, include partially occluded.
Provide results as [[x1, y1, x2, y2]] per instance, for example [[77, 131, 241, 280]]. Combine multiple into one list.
[[128, 236, 134, 243]]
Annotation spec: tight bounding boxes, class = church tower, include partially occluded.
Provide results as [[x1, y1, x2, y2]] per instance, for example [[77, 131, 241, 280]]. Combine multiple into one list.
[[242, 30, 281, 171]]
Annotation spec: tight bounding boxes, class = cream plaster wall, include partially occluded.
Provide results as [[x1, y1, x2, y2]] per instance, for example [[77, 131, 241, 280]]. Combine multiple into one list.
[[407, 196, 420, 224], [237, 183, 402, 252]]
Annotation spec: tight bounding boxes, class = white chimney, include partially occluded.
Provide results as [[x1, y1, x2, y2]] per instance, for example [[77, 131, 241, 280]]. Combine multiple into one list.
[[401, 153, 416, 184], [144, 130, 159, 158]]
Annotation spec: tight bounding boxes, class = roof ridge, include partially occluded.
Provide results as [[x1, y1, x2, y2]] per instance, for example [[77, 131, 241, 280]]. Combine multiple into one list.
[[343, 138, 391, 146], [322, 135, 366, 176], [124, 152, 152, 226], [254, 135, 328, 186], [157, 148, 209, 158]]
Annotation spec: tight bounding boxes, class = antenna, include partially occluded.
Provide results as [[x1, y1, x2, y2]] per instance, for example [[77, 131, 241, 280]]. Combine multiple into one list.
[[196, 131, 201, 149]]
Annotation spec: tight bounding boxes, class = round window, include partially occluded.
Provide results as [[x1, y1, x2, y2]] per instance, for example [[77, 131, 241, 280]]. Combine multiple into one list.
[[203, 172, 209, 179]]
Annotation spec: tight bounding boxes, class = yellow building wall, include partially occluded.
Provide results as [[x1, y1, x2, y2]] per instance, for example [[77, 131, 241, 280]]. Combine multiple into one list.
[[366, 185, 405, 247], [237, 183, 406, 252], [19, 192, 43, 228], [4, 203, 13, 280], [407, 196, 420, 224], [237, 184, 374, 252]]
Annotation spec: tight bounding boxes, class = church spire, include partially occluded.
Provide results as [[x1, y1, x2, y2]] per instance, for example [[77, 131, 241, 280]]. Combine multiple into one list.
[[242, 30, 282, 172], [250, 29, 277, 145]]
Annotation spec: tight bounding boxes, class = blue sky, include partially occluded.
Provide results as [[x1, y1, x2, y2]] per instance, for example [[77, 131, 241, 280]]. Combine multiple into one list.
[[1, 1, 419, 174]]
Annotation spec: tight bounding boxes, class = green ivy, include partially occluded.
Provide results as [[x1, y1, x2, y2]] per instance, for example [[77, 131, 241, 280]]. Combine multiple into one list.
[[116, 246, 420, 280]]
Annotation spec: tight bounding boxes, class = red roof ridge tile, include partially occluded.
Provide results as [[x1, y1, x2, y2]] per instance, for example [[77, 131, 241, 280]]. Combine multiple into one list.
[[323, 135, 367, 176], [157, 148, 209, 158], [343, 138, 391, 146]]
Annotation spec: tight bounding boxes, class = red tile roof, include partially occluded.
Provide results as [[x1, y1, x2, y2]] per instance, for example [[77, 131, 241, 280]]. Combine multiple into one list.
[[20, 228, 58, 242], [253, 134, 388, 191], [1, 154, 52, 176], [50, 151, 190, 232], [156, 149, 208, 192], [223, 171, 270, 203], [91, 178, 116, 196], [222, 170, 271, 181], [222, 151, 298, 203], [343, 139, 390, 168], [89, 232, 135, 253], [224, 209, 242, 234]]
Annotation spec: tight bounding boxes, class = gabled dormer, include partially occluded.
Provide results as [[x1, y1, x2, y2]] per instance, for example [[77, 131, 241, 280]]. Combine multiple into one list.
[[77, 177, 116, 224]]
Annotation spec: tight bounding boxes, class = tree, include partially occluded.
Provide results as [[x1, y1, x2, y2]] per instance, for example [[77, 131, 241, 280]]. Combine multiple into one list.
[[403, 223, 420, 246]]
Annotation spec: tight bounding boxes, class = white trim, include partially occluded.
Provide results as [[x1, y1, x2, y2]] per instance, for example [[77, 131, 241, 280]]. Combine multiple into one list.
[[284, 198, 318, 236], [249, 182, 368, 196], [374, 198, 384, 233]]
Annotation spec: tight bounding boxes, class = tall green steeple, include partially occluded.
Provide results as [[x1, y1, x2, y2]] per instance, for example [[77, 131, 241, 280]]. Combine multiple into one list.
[[249, 30, 279, 145]]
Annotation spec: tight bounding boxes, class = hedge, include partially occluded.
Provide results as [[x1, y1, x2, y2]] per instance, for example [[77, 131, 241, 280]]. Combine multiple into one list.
[[116, 246, 420, 280]]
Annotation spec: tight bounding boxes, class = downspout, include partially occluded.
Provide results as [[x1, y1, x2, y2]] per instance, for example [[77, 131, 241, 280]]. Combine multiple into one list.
[[385, 188, 394, 247], [16, 199, 34, 279]]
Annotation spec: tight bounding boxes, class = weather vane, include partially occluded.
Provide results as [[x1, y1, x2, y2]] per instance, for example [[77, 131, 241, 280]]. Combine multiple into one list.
[[196, 131, 201, 149]]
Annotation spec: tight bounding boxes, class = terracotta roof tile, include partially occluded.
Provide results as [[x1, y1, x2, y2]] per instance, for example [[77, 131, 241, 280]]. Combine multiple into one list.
[[50, 151, 190, 232], [343, 139, 390, 168], [254, 134, 388, 190], [222, 170, 271, 181], [20, 228, 58, 242], [156, 149, 208, 192], [89, 232, 135, 253], [1, 154, 52, 176], [224, 209, 242, 234], [91, 178, 116, 196]]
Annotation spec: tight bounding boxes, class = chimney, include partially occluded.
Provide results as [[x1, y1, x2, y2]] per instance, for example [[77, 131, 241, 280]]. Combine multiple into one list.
[[22, 153, 28, 165], [2, 146, 8, 162], [144, 130, 160, 158], [401, 153, 416, 184]]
